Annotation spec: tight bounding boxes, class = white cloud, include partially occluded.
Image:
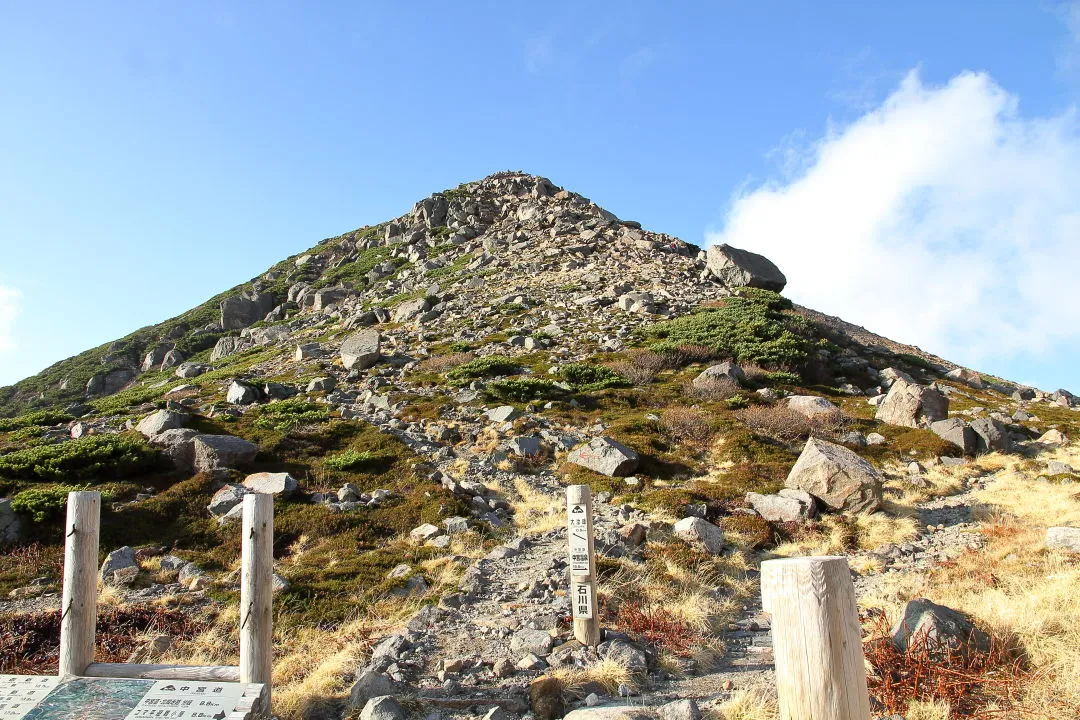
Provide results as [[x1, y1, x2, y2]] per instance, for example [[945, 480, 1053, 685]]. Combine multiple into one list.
[[706, 71, 1080, 373], [0, 286, 18, 353]]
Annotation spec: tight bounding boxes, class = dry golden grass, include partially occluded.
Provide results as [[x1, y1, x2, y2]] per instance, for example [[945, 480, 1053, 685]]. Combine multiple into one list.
[[549, 656, 638, 694], [904, 699, 951, 720], [509, 478, 565, 535], [771, 509, 919, 558], [713, 677, 778, 720], [858, 445, 1080, 717]]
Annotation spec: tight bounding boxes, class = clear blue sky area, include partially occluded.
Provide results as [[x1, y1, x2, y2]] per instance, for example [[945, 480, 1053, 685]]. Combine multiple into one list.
[[1, 3, 1078, 390]]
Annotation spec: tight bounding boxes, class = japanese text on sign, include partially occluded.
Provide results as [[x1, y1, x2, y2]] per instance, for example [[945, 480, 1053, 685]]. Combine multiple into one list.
[[567, 502, 590, 574], [125, 680, 245, 720], [573, 583, 594, 619], [0, 676, 61, 720]]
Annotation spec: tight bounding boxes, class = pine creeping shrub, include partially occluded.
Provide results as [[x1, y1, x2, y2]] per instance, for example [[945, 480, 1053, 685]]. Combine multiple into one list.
[[486, 378, 562, 402], [445, 356, 521, 385], [640, 289, 813, 368], [0, 411, 73, 432], [11, 484, 93, 522], [448, 342, 472, 353], [559, 363, 632, 391], [0, 434, 158, 483], [252, 400, 330, 432], [324, 450, 376, 471]]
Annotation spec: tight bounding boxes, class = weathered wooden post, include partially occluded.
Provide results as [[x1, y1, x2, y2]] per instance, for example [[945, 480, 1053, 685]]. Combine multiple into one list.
[[58, 490, 100, 677], [761, 556, 872, 720], [566, 484, 600, 646], [240, 493, 274, 707]]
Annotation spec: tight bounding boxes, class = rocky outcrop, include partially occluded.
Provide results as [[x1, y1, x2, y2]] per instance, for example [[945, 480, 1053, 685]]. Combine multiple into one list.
[[567, 437, 639, 477], [891, 598, 990, 656], [875, 378, 948, 428], [785, 437, 883, 513], [220, 291, 275, 330], [341, 328, 382, 370], [193, 435, 259, 472], [0, 499, 23, 544], [705, 243, 787, 292], [136, 409, 189, 438], [930, 418, 978, 455]]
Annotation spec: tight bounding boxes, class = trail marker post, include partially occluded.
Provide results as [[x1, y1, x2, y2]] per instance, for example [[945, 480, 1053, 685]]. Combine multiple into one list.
[[761, 556, 872, 720], [566, 484, 600, 646]]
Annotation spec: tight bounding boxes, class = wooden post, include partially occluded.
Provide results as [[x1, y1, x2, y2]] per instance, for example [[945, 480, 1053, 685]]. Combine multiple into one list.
[[566, 485, 600, 646], [58, 491, 100, 677], [239, 493, 273, 707], [761, 556, 872, 720]]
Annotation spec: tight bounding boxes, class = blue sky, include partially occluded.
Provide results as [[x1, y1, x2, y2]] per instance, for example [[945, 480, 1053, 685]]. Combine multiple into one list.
[[2, 2, 1079, 391]]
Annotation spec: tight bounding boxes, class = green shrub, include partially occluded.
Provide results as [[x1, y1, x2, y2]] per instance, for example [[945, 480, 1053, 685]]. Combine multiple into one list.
[[445, 356, 521, 385], [763, 370, 802, 385], [0, 410, 73, 432], [448, 342, 472, 353], [640, 289, 812, 368], [252, 400, 330, 432], [0, 434, 159, 483], [324, 450, 376, 471], [560, 363, 632, 391], [486, 378, 563, 402], [11, 484, 93, 522]]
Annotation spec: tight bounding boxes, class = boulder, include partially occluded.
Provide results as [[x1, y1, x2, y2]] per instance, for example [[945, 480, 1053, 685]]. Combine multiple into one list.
[[208, 485, 250, 516], [784, 395, 841, 420], [1037, 429, 1068, 445], [567, 437, 639, 477], [211, 336, 253, 362], [891, 598, 990, 656], [875, 379, 948, 428], [745, 490, 815, 523], [136, 409, 188, 438], [141, 346, 171, 372], [672, 516, 724, 554], [242, 472, 297, 497], [86, 368, 136, 396], [193, 435, 259, 472], [174, 362, 209, 379], [785, 437, 883, 513], [391, 297, 430, 323], [945, 368, 984, 389], [706, 243, 787, 291], [294, 343, 324, 361], [929, 418, 978, 455], [160, 349, 185, 370], [511, 628, 554, 656], [486, 406, 521, 423], [359, 696, 404, 720], [149, 428, 199, 471], [100, 546, 138, 583], [658, 699, 702, 720], [341, 329, 382, 370], [692, 361, 744, 387], [970, 417, 1011, 454], [563, 709, 655, 720], [306, 376, 336, 393], [1045, 526, 1080, 554], [220, 292, 275, 330], [878, 367, 914, 388], [226, 380, 260, 405], [0, 499, 23, 544], [348, 671, 395, 710]]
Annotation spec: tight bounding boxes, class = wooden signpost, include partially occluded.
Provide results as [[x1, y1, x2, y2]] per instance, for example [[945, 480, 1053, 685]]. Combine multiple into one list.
[[566, 484, 600, 646], [0, 491, 273, 720], [761, 556, 872, 720]]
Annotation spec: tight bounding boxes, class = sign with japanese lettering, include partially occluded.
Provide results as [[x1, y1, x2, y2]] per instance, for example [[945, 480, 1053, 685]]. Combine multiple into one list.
[[573, 582, 593, 619], [567, 501, 590, 574], [0, 676, 248, 720]]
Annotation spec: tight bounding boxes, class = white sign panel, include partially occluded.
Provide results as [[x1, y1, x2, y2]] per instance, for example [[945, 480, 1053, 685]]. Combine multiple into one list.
[[0, 676, 62, 720], [124, 680, 246, 720], [573, 582, 594, 619], [567, 501, 590, 574]]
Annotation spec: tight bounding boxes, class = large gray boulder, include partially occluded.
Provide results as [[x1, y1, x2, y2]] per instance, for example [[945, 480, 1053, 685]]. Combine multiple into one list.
[[242, 472, 297, 497], [706, 243, 787, 292], [945, 368, 984, 389], [891, 598, 990, 656], [392, 297, 431, 323], [567, 437, 639, 477], [784, 395, 841, 420], [348, 671, 395, 710], [745, 489, 816, 523], [220, 291, 275, 330], [785, 437, 883, 514], [1046, 527, 1080, 554], [149, 428, 199, 472], [136, 409, 189, 438], [341, 328, 382, 370], [174, 361, 209, 379], [0, 499, 23, 544], [208, 485, 250, 516], [86, 368, 136, 396], [141, 346, 171, 372], [359, 696, 404, 720], [226, 380, 260, 405], [193, 435, 259, 472], [692, 361, 744, 387], [970, 417, 1011, 454], [100, 546, 138, 582], [875, 378, 948, 428], [673, 516, 725, 554], [930, 418, 978, 455], [211, 336, 253, 362]]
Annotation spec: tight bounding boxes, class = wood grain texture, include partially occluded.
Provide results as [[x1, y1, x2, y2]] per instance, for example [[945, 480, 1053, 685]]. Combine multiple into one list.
[[761, 556, 872, 720], [83, 663, 241, 681], [58, 491, 99, 677], [566, 484, 600, 646], [239, 493, 274, 709]]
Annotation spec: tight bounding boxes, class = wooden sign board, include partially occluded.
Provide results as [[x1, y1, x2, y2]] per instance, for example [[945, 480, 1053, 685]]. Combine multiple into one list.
[[0, 676, 265, 720]]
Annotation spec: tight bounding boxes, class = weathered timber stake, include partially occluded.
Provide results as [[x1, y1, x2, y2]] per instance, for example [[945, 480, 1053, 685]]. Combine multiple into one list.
[[566, 484, 600, 646], [240, 493, 274, 707], [761, 556, 872, 720], [58, 491, 100, 677]]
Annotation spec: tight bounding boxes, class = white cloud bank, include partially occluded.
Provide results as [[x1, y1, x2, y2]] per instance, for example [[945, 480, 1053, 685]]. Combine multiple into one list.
[[0, 286, 18, 353], [707, 71, 1080, 375]]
